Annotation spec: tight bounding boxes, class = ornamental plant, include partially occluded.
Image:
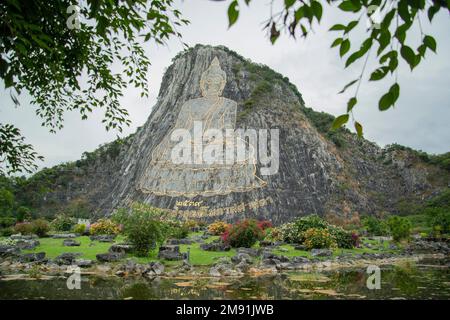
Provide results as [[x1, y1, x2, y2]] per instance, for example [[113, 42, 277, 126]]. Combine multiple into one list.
[[257, 220, 273, 231], [14, 221, 33, 235], [207, 221, 230, 236], [222, 219, 264, 248], [387, 216, 411, 242], [50, 214, 75, 232], [303, 228, 337, 250], [72, 224, 87, 235], [90, 219, 120, 236], [31, 219, 50, 237]]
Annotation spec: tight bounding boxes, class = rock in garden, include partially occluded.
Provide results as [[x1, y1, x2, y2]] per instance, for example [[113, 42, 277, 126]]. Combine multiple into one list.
[[236, 247, 260, 257], [209, 267, 221, 277], [15, 239, 40, 250], [63, 239, 81, 247], [52, 233, 77, 239], [0, 245, 21, 258], [109, 243, 133, 254], [90, 235, 116, 242], [231, 252, 252, 264], [19, 252, 46, 263], [149, 261, 165, 275], [10, 234, 38, 240], [294, 245, 307, 251], [75, 259, 94, 268], [259, 240, 273, 247], [157, 245, 186, 261], [96, 252, 124, 262], [54, 253, 82, 265], [311, 249, 333, 257], [200, 240, 230, 252], [166, 238, 194, 245], [291, 256, 310, 264]]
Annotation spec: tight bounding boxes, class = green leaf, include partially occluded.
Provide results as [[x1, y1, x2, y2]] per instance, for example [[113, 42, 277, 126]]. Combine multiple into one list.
[[398, 0, 411, 23], [311, 1, 323, 21], [379, 91, 394, 111], [338, 1, 360, 12], [344, 20, 358, 34], [354, 121, 363, 137], [340, 39, 350, 57], [423, 35, 437, 53], [329, 24, 346, 31], [400, 45, 417, 70], [332, 114, 349, 130], [428, 5, 440, 22], [347, 97, 357, 112], [228, 0, 239, 27], [338, 79, 358, 94], [331, 38, 343, 48], [285, 0, 296, 9], [369, 66, 390, 81]]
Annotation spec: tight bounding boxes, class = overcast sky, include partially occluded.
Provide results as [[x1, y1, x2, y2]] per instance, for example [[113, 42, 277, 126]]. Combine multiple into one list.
[[1, 0, 449, 172]]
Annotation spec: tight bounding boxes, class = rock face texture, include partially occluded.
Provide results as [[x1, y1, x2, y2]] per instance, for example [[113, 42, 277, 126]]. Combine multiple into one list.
[[27, 45, 448, 224]]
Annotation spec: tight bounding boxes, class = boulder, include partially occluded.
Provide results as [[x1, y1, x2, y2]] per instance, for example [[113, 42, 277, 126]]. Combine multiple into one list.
[[200, 240, 230, 252], [166, 238, 194, 245], [209, 267, 221, 277], [150, 261, 165, 275], [96, 252, 124, 262], [231, 252, 252, 264], [291, 256, 310, 264], [19, 252, 46, 263], [109, 243, 133, 254], [10, 234, 38, 240], [63, 239, 81, 247], [261, 251, 289, 262], [311, 249, 333, 257], [90, 235, 116, 242], [259, 240, 273, 247], [0, 245, 20, 258], [15, 239, 40, 250], [236, 247, 260, 257], [54, 253, 82, 265], [157, 245, 186, 261], [52, 233, 77, 239], [294, 245, 307, 251], [75, 259, 94, 268]]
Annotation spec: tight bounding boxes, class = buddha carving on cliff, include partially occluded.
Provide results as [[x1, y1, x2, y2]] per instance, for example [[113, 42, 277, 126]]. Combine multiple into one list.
[[138, 57, 266, 197]]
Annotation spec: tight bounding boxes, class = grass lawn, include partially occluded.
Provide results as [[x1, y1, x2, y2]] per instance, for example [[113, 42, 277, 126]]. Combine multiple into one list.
[[4, 233, 400, 267]]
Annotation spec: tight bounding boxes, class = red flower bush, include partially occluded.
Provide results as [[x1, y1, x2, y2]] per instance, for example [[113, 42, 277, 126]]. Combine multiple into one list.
[[222, 219, 264, 248], [257, 220, 273, 231]]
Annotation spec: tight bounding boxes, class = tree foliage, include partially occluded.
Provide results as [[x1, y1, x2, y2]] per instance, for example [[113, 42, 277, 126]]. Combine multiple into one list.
[[226, 0, 447, 136], [0, 0, 188, 174]]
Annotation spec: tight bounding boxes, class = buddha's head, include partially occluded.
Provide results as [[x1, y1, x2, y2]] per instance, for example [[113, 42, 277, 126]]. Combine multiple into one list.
[[200, 57, 226, 97]]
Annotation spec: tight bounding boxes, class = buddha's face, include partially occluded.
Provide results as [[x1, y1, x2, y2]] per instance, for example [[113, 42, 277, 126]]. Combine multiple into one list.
[[201, 73, 225, 97]]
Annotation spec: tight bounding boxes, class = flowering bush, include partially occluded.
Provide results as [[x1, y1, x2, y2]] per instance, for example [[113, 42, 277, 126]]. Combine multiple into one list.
[[222, 219, 264, 248], [14, 222, 33, 235], [303, 228, 337, 250], [257, 220, 273, 231], [31, 219, 50, 237], [263, 227, 283, 242], [207, 221, 230, 236], [183, 220, 200, 231], [90, 219, 120, 236], [50, 214, 75, 232], [328, 225, 356, 249], [72, 224, 87, 235]]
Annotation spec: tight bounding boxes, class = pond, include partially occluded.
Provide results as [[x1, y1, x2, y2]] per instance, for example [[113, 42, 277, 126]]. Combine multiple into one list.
[[0, 258, 449, 300]]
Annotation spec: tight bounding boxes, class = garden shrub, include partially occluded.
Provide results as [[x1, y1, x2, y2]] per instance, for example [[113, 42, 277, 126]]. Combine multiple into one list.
[[14, 222, 33, 235], [90, 219, 120, 235], [16, 206, 32, 222], [264, 227, 283, 242], [303, 228, 337, 250], [222, 219, 264, 248], [0, 216, 16, 228], [280, 215, 329, 244], [257, 220, 273, 231], [279, 222, 300, 243], [207, 221, 230, 235], [387, 216, 412, 242], [328, 225, 356, 249], [424, 207, 450, 236], [31, 219, 50, 237], [73, 224, 87, 235], [0, 227, 15, 237], [50, 214, 75, 232], [362, 216, 389, 236], [183, 220, 199, 231], [112, 204, 167, 257], [166, 221, 189, 239]]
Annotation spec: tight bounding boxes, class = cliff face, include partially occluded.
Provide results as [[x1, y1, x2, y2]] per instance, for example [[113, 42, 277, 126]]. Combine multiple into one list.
[[24, 45, 449, 223]]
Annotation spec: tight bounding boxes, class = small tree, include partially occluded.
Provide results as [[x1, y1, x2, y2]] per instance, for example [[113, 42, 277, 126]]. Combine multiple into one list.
[[112, 203, 167, 257], [387, 216, 411, 242]]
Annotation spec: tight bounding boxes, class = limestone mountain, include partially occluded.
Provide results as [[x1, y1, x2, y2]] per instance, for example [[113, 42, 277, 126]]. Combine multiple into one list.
[[12, 45, 449, 224]]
